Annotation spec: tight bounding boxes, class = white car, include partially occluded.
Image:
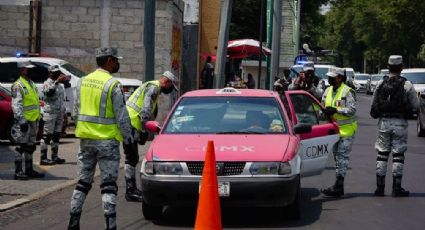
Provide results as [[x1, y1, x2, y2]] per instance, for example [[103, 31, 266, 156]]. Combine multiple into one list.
[[353, 73, 370, 92], [401, 68, 425, 96], [0, 57, 142, 122]]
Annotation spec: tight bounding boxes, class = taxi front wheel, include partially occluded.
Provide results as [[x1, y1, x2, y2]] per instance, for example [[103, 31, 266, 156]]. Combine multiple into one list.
[[281, 177, 301, 220], [142, 201, 163, 220]]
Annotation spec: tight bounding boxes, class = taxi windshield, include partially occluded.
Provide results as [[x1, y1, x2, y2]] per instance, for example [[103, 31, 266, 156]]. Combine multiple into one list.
[[163, 97, 287, 134]]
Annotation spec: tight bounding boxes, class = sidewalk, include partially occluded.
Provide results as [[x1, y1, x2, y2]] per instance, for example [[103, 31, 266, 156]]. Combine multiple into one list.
[[0, 137, 150, 212]]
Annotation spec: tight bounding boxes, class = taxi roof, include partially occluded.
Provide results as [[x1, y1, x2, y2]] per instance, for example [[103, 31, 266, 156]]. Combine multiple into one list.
[[181, 88, 278, 98]]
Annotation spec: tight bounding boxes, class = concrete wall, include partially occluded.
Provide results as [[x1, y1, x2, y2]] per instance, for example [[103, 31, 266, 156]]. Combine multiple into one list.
[[0, 0, 184, 81]]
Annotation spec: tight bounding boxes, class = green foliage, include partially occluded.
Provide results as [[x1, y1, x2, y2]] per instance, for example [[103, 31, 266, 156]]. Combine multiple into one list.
[[230, 0, 266, 40], [320, 0, 425, 72]]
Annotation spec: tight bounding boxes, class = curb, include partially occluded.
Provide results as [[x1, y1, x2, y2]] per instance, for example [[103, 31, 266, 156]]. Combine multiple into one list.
[[0, 163, 126, 212]]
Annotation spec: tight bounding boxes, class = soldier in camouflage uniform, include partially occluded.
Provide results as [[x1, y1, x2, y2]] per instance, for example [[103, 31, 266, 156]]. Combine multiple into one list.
[[39, 65, 67, 165], [321, 67, 357, 197], [68, 48, 134, 230], [288, 62, 323, 99], [370, 55, 419, 197], [123, 71, 179, 202], [11, 61, 44, 180]]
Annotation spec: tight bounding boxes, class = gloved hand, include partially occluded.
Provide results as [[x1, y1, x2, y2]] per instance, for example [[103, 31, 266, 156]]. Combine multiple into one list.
[[138, 132, 149, 145], [19, 121, 29, 132], [324, 107, 338, 116]]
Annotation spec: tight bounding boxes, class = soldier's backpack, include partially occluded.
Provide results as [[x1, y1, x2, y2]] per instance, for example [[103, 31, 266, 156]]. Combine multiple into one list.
[[370, 76, 407, 119]]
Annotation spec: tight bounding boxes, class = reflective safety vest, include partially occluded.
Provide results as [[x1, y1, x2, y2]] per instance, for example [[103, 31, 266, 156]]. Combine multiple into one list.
[[126, 80, 160, 131], [13, 76, 40, 121], [75, 69, 123, 141], [325, 83, 357, 138]]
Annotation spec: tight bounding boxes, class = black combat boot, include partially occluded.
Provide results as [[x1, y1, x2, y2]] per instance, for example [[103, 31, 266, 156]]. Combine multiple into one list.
[[68, 212, 81, 230], [40, 149, 56, 166], [125, 178, 143, 202], [321, 176, 344, 197], [374, 176, 385, 196], [52, 154, 66, 164], [105, 213, 117, 230], [25, 160, 45, 178], [14, 161, 28, 180], [392, 176, 410, 197]]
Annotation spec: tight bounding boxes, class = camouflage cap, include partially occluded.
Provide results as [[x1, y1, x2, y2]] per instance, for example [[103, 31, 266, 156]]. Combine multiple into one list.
[[48, 65, 60, 72], [95, 47, 123, 59], [162, 71, 179, 90], [17, 61, 35, 68], [303, 61, 315, 71], [388, 55, 402, 65]]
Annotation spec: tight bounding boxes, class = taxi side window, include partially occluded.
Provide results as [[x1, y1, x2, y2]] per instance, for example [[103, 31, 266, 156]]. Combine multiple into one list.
[[289, 94, 319, 125]]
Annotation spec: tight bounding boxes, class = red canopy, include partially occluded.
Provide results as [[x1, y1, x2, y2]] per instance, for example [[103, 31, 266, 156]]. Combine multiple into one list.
[[227, 39, 271, 59]]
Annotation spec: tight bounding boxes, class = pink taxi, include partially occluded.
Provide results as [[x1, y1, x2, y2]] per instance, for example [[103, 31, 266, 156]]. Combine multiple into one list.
[[141, 87, 339, 220]]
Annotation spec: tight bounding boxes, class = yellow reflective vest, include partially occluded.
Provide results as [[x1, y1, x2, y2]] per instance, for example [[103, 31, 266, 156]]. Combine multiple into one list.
[[325, 83, 357, 138], [75, 69, 123, 141], [126, 80, 160, 131], [13, 76, 40, 121]]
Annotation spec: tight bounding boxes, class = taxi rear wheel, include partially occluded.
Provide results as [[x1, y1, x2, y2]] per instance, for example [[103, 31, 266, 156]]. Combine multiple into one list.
[[142, 201, 163, 220]]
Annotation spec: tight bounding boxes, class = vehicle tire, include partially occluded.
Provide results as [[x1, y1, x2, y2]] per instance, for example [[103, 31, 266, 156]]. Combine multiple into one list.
[[417, 115, 425, 137], [282, 176, 301, 220], [142, 201, 163, 220], [6, 123, 15, 144]]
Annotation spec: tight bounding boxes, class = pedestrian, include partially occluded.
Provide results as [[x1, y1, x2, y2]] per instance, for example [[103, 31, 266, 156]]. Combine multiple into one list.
[[123, 70, 179, 202], [302, 35, 313, 55], [201, 56, 214, 89], [273, 68, 291, 95], [245, 73, 256, 89], [370, 55, 419, 197], [321, 67, 357, 197], [39, 65, 67, 165], [11, 61, 44, 180], [288, 62, 323, 99], [68, 47, 134, 230]]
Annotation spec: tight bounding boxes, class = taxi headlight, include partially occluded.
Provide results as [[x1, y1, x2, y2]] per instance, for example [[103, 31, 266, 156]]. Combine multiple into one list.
[[143, 161, 154, 175], [153, 162, 183, 175], [278, 162, 292, 175], [249, 162, 279, 175]]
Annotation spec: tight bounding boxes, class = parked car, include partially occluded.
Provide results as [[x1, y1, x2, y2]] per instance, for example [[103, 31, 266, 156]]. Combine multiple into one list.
[[418, 91, 425, 137], [353, 73, 370, 92], [366, 74, 384, 95], [401, 68, 425, 96], [140, 87, 340, 220], [0, 85, 13, 141], [380, 69, 389, 75]]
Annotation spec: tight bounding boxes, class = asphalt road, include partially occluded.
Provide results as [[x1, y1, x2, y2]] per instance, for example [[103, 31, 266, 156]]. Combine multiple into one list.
[[1, 93, 425, 230]]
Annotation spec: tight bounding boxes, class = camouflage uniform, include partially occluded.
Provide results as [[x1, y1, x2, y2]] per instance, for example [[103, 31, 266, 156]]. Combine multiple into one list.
[[69, 67, 133, 230], [288, 78, 323, 100], [11, 76, 43, 180], [372, 73, 418, 196], [40, 77, 66, 164], [322, 87, 357, 178]]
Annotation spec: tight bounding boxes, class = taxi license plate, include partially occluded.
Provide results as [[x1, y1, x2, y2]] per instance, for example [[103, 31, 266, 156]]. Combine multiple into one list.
[[199, 182, 230, 197]]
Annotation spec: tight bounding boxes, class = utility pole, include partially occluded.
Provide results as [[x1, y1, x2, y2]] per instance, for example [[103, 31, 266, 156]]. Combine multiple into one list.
[[214, 0, 233, 88], [29, 0, 41, 55], [257, 0, 265, 89], [100, 0, 111, 47], [270, 0, 282, 89], [265, 0, 273, 90], [144, 0, 156, 81]]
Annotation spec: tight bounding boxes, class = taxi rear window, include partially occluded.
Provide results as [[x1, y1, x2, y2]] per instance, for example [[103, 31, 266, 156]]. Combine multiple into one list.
[[163, 97, 287, 134]]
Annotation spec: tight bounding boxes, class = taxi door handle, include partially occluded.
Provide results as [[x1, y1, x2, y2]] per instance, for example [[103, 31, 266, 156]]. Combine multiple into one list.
[[328, 129, 337, 135]]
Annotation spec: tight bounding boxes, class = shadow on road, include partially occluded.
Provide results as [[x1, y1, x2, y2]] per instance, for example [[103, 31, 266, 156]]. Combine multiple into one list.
[[152, 187, 325, 228]]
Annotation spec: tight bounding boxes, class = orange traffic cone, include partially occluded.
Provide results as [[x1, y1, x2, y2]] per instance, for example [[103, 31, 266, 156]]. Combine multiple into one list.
[[194, 140, 222, 230]]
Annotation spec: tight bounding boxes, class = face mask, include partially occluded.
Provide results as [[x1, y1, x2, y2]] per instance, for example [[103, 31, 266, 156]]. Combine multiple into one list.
[[328, 77, 336, 86], [111, 62, 120, 73], [161, 87, 174, 94]]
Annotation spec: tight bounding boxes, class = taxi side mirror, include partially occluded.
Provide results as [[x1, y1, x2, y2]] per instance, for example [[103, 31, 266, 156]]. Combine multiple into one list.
[[293, 123, 312, 134], [145, 121, 161, 133]]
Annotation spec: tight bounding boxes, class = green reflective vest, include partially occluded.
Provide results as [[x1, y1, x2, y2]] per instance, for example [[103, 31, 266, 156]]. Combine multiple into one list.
[[126, 80, 160, 131], [325, 83, 357, 138], [75, 69, 123, 141], [13, 76, 40, 121]]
